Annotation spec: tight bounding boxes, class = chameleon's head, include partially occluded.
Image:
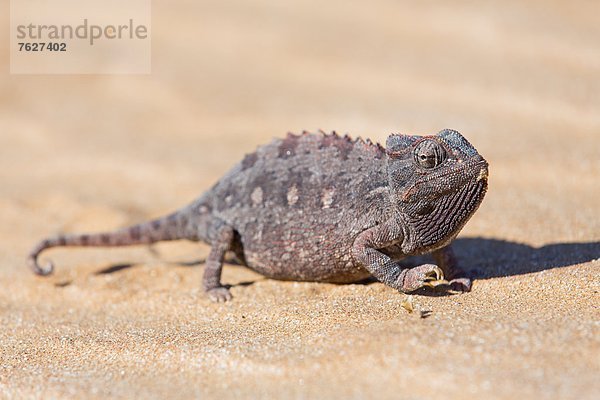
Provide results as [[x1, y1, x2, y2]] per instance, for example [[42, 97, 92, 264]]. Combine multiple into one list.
[[385, 129, 488, 251]]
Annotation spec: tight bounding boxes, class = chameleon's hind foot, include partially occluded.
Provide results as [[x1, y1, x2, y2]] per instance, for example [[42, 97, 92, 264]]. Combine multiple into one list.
[[432, 246, 472, 293], [399, 264, 448, 292], [448, 277, 472, 292], [206, 287, 233, 303]]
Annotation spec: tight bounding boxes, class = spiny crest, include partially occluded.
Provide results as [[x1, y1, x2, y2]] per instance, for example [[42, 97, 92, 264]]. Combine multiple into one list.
[[241, 130, 388, 171], [284, 130, 385, 160]]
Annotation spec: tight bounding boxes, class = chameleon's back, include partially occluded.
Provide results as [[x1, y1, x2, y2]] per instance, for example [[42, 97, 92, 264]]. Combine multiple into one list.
[[204, 132, 393, 282]]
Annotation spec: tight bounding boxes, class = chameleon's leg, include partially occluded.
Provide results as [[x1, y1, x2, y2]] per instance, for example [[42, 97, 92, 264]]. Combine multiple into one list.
[[432, 245, 472, 292], [352, 222, 447, 293], [203, 223, 234, 302]]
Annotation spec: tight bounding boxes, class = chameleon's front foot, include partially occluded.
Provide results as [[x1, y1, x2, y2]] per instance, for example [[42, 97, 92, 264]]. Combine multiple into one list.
[[206, 287, 233, 303], [398, 264, 449, 292]]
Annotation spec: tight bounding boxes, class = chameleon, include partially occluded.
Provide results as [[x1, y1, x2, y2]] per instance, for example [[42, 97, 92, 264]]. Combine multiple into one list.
[[28, 129, 489, 302]]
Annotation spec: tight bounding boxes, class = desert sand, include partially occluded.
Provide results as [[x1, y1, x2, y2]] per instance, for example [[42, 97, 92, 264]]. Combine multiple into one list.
[[1, 1, 599, 399]]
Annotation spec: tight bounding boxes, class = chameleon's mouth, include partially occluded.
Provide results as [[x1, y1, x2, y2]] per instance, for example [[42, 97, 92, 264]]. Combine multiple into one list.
[[476, 166, 489, 182]]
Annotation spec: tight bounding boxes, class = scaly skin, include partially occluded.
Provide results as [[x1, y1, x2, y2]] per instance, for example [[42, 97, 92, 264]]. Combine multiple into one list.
[[28, 129, 488, 302]]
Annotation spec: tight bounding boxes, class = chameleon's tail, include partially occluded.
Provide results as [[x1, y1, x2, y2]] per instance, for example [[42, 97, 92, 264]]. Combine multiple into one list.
[[28, 210, 198, 276]]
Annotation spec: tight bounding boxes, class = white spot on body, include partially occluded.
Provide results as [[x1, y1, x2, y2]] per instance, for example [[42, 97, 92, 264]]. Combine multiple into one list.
[[251, 187, 263, 206], [368, 186, 388, 197], [253, 224, 263, 241], [287, 185, 299, 206], [321, 187, 335, 209]]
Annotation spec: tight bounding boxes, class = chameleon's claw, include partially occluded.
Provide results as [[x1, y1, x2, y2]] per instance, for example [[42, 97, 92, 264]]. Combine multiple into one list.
[[422, 266, 447, 287], [422, 279, 450, 288], [399, 264, 449, 292], [423, 266, 444, 282], [421, 266, 449, 288]]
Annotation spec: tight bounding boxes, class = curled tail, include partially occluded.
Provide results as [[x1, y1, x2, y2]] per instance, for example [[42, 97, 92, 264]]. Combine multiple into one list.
[[28, 210, 199, 276]]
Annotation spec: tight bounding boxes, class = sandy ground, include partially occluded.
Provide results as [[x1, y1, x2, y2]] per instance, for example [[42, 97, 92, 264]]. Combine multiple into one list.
[[1, 1, 599, 399]]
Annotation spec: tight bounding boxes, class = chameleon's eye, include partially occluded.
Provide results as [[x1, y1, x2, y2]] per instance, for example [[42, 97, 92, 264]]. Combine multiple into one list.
[[414, 140, 446, 169]]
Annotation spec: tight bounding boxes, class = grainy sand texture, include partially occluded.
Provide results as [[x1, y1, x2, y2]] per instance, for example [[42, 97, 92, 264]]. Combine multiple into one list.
[[1, 1, 599, 399]]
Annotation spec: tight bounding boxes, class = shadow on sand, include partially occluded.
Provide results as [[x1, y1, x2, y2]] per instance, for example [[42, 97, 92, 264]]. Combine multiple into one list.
[[450, 237, 599, 279], [91, 238, 599, 292]]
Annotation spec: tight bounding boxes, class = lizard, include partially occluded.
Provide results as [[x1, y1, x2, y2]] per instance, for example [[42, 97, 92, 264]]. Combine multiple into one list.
[[28, 129, 489, 302]]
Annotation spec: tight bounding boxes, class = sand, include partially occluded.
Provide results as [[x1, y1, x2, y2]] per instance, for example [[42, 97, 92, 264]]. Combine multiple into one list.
[[1, 1, 599, 399]]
